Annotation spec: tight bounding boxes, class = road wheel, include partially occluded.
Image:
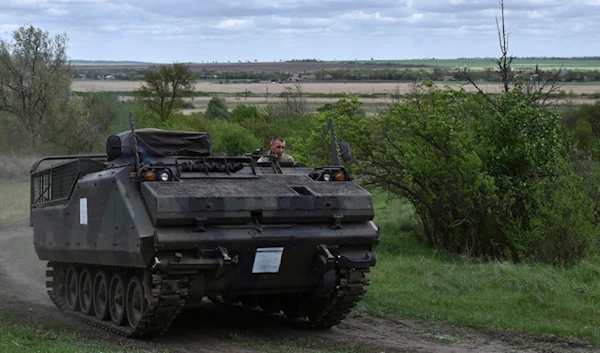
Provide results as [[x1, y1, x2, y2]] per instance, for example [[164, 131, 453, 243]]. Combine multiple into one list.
[[65, 266, 80, 311], [126, 276, 147, 328], [79, 268, 94, 315], [93, 270, 110, 320], [109, 273, 127, 325]]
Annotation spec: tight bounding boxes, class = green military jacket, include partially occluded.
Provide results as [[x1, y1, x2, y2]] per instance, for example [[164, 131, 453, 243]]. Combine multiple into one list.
[[257, 153, 295, 163]]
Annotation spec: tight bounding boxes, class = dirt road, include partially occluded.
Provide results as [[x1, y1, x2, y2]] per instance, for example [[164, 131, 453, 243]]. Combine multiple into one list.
[[0, 220, 594, 353]]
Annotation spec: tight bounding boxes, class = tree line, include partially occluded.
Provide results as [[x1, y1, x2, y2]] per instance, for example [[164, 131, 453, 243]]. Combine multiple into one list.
[[70, 66, 600, 83]]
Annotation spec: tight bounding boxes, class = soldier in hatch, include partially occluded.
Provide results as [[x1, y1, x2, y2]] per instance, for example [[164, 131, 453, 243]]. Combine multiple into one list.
[[257, 137, 295, 163]]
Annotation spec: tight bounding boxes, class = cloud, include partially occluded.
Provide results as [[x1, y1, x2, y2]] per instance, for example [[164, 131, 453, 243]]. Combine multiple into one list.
[[0, 0, 597, 62]]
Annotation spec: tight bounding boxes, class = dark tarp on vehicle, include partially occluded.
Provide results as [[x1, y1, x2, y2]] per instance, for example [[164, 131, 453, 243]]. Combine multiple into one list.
[[116, 128, 211, 157]]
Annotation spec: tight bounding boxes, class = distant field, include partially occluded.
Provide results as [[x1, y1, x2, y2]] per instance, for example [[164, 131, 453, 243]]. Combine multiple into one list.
[[72, 80, 600, 96], [358, 58, 600, 71], [71, 58, 600, 72]]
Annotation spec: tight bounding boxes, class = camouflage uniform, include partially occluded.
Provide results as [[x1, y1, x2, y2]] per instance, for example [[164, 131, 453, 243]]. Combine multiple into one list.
[[257, 153, 295, 163]]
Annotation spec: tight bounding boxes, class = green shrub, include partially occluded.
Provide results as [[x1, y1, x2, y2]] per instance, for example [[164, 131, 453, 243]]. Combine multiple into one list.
[[205, 96, 231, 119], [299, 83, 599, 265], [164, 112, 213, 133], [515, 162, 599, 265], [209, 121, 261, 156]]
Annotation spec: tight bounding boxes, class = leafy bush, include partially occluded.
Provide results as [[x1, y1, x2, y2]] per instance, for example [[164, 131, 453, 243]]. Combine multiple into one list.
[[514, 161, 599, 265], [230, 103, 317, 156], [209, 121, 261, 156], [562, 101, 600, 159], [164, 112, 213, 133], [205, 96, 231, 119], [299, 83, 599, 265]]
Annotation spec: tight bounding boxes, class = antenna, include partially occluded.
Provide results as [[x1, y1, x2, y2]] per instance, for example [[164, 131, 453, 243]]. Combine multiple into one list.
[[329, 118, 341, 166], [129, 112, 141, 173]]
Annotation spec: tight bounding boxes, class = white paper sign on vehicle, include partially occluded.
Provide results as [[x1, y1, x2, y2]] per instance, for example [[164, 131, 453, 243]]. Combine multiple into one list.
[[80, 198, 88, 225], [252, 247, 284, 273]]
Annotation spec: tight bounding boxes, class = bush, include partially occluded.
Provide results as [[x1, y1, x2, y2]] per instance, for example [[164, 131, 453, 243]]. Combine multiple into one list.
[[562, 101, 600, 159], [209, 121, 261, 156], [230, 103, 317, 155], [299, 83, 599, 265], [513, 161, 600, 265], [205, 96, 231, 119], [164, 112, 213, 133]]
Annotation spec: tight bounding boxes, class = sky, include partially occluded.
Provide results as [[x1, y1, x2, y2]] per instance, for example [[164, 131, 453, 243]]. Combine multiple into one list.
[[0, 0, 598, 63]]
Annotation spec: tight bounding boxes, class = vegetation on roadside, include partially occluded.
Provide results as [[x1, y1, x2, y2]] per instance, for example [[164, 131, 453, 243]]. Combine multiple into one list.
[[0, 181, 29, 224], [361, 191, 600, 344], [0, 315, 153, 353]]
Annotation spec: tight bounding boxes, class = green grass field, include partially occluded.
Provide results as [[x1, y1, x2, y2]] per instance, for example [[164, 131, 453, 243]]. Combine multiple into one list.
[[354, 58, 600, 71], [361, 191, 600, 344], [0, 318, 152, 353]]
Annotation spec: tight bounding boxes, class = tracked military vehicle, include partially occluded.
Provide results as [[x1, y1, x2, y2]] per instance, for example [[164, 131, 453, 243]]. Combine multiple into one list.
[[29, 115, 379, 338]]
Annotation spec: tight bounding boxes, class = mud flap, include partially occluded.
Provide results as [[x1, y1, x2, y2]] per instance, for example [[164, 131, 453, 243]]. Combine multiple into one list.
[[337, 250, 376, 269]]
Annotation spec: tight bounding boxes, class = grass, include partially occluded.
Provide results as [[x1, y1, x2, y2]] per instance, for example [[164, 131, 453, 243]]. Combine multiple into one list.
[[226, 330, 370, 353], [0, 154, 38, 181], [360, 190, 600, 344], [355, 58, 600, 71], [0, 154, 34, 224], [0, 181, 30, 224], [0, 316, 152, 353]]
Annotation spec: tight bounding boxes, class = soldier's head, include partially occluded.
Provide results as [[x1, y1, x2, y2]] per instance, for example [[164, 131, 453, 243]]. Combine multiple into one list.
[[269, 137, 286, 156]]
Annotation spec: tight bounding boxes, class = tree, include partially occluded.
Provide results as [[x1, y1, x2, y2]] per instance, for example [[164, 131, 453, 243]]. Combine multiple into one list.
[[0, 25, 71, 150], [205, 96, 231, 119], [49, 92, 119, 153], [276, 83, 307, 119], [460, 0, 563, 108], [297, 2, 600, 265], [134, 63, 196, 124]]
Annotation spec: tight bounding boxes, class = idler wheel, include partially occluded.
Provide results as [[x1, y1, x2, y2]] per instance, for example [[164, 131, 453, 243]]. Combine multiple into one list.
[[109, 273, 127, 325], [126, 276, 147, 328], [93, 270, 110, 320], [65, 266, 80, 311], [79, 268, 94, 315]]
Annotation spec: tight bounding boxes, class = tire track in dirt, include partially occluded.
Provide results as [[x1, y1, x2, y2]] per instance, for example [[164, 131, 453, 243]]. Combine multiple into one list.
[[0, 221, 594, 353]]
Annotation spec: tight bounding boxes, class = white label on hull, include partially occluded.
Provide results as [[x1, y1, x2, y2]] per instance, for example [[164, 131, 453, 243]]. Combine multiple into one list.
[[80, 198, 88, 225], [252, 247, 284, 273]]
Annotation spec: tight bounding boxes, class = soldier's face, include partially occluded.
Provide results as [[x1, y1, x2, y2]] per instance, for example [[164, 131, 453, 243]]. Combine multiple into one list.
[[270, 140, 286, 155]]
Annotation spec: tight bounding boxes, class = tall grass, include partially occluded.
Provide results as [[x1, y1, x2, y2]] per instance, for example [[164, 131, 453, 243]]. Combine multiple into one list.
[[0, 181, 29, 223], [0, 154, 39, 181], [361, 190, 600, 344]]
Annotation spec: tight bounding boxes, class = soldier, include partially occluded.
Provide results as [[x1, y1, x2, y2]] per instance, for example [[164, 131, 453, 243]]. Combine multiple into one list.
[[257, 137, 295, 163]]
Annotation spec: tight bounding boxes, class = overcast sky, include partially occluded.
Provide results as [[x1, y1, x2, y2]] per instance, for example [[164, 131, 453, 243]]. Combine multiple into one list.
[[0, 0, 598, 63]]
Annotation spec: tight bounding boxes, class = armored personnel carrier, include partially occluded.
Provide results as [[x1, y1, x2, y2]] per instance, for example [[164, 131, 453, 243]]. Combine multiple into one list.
[[29, 116, 379, 338]]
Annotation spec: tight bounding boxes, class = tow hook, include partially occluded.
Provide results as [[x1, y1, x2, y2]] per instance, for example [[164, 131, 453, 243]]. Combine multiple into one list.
[[217, 246, 232, 265], [315, 244, 336, 272]]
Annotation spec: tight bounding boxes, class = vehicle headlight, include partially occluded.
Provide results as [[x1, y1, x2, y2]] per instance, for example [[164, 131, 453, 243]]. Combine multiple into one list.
[[323, 173, 331, 181], [158, 170, 171, 181]]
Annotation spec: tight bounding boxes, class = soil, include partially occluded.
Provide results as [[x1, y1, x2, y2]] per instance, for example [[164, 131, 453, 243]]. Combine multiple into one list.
[[70, 80, 600, 96], [0, 220, 596, 353]]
